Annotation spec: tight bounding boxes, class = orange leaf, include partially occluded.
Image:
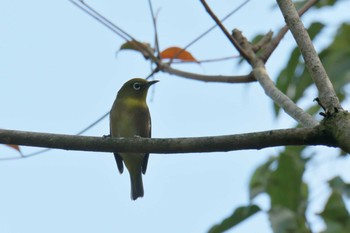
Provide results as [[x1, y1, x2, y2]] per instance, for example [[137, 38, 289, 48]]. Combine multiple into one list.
[[160, 47, 198, 62]]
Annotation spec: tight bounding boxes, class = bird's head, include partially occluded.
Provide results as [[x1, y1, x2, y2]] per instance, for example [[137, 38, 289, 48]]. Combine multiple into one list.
[[117, 78, 158, 101]]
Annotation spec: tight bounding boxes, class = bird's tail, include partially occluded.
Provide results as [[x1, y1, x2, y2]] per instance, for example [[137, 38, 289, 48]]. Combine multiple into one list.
[[129, 170, 144, 200]]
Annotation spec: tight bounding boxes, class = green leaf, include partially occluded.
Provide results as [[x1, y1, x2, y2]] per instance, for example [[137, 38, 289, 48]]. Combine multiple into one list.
[[249, 156, 275, 200], [308, 22, 326, 39], [321, 191, 349, 222], [269, 206, 299, 233], [294, 0, 338, 9], [321, 221, 350, 233], [315, 0, 338, 8], [208, 205, 261, 233], [329, 176, 350, 199], [319, 190, 350, 233], [266, 148, 310, 233], [319, 23, 350, 99], [267, 151, 306, 211]]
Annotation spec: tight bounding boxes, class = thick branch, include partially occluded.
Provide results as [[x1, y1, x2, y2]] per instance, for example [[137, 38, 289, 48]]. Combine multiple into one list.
[[276, 0, 342, 113], [261, 0, 318, 61], [0, 128, 335, 154]]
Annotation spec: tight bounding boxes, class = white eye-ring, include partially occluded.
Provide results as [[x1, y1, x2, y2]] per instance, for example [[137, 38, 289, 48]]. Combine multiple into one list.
[[133, 82, 141, 90]]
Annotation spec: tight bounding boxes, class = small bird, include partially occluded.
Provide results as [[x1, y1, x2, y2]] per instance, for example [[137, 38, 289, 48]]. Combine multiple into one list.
[[110, 78, 158, 200]]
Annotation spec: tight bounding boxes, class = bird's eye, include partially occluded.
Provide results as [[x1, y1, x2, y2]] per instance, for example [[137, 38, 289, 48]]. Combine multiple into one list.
[[133, 82, 141, 90]]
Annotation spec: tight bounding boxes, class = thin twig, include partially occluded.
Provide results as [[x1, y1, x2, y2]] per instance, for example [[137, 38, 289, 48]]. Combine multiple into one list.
[[71, 0, 255, 83], [148, 0, 161, 59], [199, 0, 250, 61], [145, 67, 160, 80], [169, 55, 239, 64], [162, 64, 255, 83], [0, 111, 111, 160], [70, 0, 158, 62], [77, 0, 135, 41], [69, 0, 129, 41], [169, 0, 250, 64]]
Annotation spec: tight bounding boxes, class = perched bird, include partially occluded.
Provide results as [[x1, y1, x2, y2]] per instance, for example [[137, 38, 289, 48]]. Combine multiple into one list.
[[110, 78, 158, 200]]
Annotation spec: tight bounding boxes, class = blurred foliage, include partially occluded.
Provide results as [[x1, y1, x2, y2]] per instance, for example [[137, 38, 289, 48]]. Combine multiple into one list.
[[208, 205, 260, 233], [210, 1, 350, 233], [249, 147, 311, 233], [274, 22, 350, 116], [323, 177, 350, 232]]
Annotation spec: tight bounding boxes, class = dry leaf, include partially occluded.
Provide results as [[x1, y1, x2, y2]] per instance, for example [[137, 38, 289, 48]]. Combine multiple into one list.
[[119, 40, 155, 59], [160, 46, 198, 62]]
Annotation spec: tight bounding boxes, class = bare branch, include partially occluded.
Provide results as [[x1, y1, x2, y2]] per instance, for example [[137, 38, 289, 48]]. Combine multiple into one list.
[[170, 55, 239, 64], [148, 0, 161, 58], [169, 0, 250, 64], [69, 0, 130, 41], [0, 128, 335, 155], [262, 0, 318, 61], [71, 0, 254, 84], [70, 0, 159, 62], [232, 30, 319, 127], [253, 66, 318, 127], [161, 64, 255, 83], [199, 0, 250, 61], [276, 0, 342, 113]]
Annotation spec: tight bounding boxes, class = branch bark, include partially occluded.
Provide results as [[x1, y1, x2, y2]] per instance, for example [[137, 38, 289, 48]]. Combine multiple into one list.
[[0, 128, 335, 155], [261, 0, 318, 62], [276, 0, 342, 113], [253, 66, 318, 127], [200, 0, 250, 61], [161, 64, 256, 83], [232, 30, 319, 127]]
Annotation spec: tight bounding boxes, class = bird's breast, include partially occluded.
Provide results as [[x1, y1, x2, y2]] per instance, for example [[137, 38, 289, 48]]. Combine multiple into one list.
[[110, 98, 151, 138]]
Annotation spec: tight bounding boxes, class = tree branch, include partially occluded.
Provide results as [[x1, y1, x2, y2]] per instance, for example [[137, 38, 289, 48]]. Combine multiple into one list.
[[261, 0, 318, 62], [276, 0, 342, 113], [199, 0, 250, 61], [161, 64, 255, 83], [254, 66, 318, 127], [0, 127, 335, 155], [233, 30, 319, 127]]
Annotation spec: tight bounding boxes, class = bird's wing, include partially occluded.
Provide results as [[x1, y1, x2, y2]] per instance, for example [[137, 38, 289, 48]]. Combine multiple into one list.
[[141, 115, 151, 175], [114, 153, 124, 174], [142, 154, 149, 175]]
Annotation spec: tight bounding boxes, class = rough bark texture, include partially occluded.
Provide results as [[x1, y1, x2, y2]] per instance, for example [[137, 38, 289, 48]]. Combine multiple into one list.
[[322, 111, 350, 153], [0, 127, 336, 154]]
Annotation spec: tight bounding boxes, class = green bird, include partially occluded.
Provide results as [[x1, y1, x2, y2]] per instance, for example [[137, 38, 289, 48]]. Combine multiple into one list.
[[110, 78, 158, 200]]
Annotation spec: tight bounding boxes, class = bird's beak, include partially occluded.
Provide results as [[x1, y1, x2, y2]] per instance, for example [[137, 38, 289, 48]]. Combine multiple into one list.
[[146, 80, 159, 87]]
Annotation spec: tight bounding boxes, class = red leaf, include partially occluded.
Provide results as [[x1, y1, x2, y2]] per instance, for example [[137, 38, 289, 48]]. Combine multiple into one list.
[[160, 47, 198, 62]]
